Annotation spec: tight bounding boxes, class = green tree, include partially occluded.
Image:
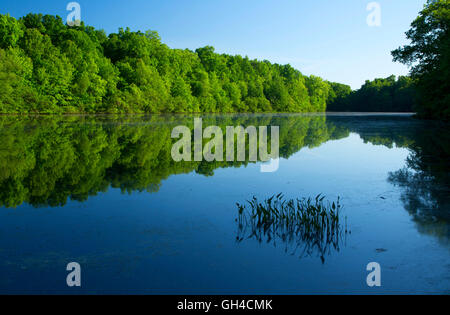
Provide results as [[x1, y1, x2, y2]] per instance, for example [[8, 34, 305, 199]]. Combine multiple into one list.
[[0, 13, 357, 114], [0, 14, 23, 48], [392, 0, 450, 120]]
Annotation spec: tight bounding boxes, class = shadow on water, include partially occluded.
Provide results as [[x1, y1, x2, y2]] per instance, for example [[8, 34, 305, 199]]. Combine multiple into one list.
[[236, 194, 348, 263]]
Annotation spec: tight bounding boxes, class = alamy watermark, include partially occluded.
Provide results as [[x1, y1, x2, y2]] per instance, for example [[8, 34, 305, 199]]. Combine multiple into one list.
[[67, 2, 81, 27], [66, 262, 81, 287], [367, 2, 381, 27], [366, 262, 381, 287], [171, 118, 280, 173]]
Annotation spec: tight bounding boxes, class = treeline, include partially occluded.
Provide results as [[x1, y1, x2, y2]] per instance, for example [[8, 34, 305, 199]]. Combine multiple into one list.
[[327, 75, 417, 112], [330, 0, 449, 118], [0, 13, 340, 114]]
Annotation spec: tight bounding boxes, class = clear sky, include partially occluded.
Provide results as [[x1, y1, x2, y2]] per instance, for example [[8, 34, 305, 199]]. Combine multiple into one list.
[[0, 0, 426, 89]]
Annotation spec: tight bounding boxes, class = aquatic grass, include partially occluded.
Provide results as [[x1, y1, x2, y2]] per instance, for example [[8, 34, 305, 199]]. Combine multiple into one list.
[[236, 194, 348, 263]]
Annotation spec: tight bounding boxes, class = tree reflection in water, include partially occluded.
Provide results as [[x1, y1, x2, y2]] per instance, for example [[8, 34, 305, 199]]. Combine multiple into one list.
[[387, 123, 450, 244], [0, 114, 348, 208], [0, 114, 448, 248]]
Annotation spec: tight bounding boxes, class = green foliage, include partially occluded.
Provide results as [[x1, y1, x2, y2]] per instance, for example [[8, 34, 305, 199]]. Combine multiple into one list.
[[0, 13, 347, 114], [0, 14, 23, 48], [305, 75, 330, 112], [0, 48, 36, 112], [327, 75, 417, 112], [326, 82, 352, 107], [392, 0, 450, 120], [236, 194, 347, 262]]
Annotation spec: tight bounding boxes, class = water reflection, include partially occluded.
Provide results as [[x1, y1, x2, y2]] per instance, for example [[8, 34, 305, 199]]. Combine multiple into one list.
[[0, 114, 449, 246], [0, 114, 347, 208], [340, 115, 450, 245], [1, 114, 449, 293], [236, 194, 348, 263], [387, 123, 450, 244]]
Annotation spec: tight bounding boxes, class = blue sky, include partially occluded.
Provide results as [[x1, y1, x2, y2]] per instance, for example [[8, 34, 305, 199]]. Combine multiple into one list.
[[1, 0, 426, 89]]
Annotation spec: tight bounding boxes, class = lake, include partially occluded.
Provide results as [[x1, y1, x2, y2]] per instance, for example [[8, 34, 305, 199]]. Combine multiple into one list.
[[0, 113, 448, 294]]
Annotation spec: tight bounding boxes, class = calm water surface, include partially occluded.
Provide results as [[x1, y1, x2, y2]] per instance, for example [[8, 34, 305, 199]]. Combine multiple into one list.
[[0, 113, 448, 294]]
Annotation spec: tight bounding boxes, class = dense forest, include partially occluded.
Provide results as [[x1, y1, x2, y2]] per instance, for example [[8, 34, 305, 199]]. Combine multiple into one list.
[[0, 0, 447, 117], [0, 13, 339, 114], [327, 75, 417, 112]]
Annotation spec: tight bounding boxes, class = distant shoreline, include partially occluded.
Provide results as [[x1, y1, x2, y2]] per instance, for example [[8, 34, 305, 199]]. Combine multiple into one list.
[[0, 112, 417, 117]]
